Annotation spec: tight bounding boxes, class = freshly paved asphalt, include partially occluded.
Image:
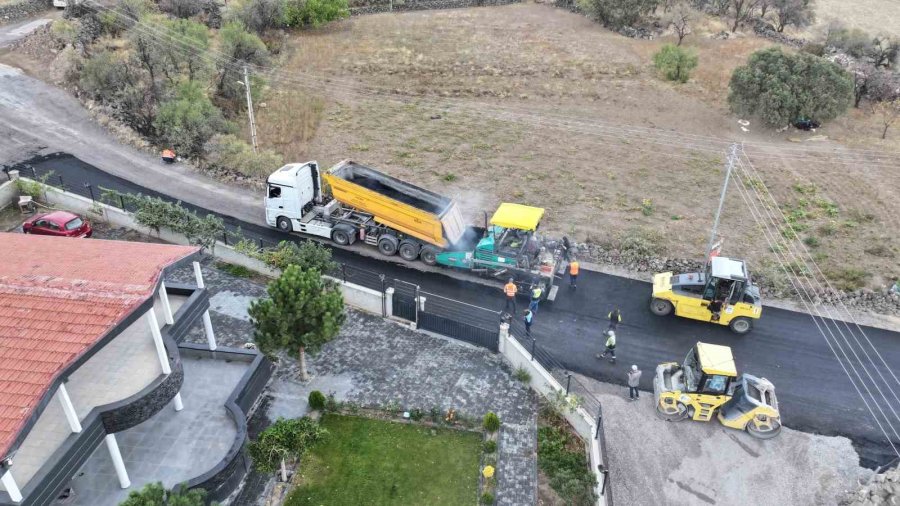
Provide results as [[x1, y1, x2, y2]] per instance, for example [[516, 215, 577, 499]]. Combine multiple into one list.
[[8, 153, 900, 469]]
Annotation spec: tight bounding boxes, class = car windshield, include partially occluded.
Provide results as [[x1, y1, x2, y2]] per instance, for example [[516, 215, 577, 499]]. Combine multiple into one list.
[[64, 217, 84, 231]]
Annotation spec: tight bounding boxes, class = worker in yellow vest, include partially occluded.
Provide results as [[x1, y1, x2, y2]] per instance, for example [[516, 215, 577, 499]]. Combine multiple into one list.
[[529, 285, 543, 314], [569, 260, 580, 289], [503, 278, 517, 314]]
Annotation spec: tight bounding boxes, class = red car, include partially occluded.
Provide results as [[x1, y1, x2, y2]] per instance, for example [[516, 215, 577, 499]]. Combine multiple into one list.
[[22, 211, 93, 238]]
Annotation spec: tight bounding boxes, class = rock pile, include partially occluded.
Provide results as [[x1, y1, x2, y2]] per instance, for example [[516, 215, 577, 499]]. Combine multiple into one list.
[[0, 0, 50, 24], [842, 466, 900, 506]]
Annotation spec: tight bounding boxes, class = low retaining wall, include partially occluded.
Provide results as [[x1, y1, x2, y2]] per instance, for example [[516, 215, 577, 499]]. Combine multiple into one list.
[[499, 325, 607, 505], [349, 0, 519, 15], [0, 0, 50, 24]]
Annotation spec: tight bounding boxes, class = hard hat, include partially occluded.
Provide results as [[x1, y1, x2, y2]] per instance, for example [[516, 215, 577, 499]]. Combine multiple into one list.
[[631, 365, 638, 371], [509, 278, 514, 283], [608, 330, 615, 338]]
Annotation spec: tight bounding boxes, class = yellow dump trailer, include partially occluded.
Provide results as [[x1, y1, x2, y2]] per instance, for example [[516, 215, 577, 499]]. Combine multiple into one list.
[[323, 161, 466, 248]]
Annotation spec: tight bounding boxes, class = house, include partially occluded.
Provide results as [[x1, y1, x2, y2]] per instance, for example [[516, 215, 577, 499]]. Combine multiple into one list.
[[0, 233, 272, 505]]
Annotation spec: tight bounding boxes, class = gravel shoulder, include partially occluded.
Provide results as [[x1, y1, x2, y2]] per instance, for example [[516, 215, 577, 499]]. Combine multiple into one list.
[[577, 374, 870, 505]]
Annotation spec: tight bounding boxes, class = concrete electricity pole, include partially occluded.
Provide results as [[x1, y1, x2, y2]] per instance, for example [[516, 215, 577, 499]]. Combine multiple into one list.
[[242, 66, 259, 153], [707, 143, 739, 262]]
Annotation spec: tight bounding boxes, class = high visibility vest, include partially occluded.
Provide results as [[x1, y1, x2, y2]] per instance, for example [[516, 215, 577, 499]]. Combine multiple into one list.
[[531, 287, 543, 300], [605, 334, 616, 348], [608, 311, 621, 323], [504, 283, 517, 297], [569, 261, 579, 275]]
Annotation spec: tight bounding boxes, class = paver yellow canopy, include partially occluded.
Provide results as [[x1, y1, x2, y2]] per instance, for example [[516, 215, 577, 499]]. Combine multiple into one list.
[[489, 203, 545, 231]]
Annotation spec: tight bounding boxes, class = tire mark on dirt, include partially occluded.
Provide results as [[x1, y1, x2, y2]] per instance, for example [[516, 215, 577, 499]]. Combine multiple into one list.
[[667, 478, 717, 504]]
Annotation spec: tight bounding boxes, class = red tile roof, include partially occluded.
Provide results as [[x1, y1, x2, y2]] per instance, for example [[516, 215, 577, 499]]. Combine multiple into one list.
[[0, 233, 197, 459]]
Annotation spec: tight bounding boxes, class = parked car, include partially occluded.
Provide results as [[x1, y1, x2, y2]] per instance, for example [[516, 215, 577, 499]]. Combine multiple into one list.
[[22, 211, 92, 238]]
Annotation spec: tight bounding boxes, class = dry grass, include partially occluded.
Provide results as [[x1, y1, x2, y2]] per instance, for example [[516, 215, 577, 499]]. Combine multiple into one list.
[[252, 4, 899, 289], [811, 0, 900, 37]]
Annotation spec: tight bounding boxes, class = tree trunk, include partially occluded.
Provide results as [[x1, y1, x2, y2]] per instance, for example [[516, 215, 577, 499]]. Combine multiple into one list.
[[298, 346, 309, 381], [280, 458, 288, 482], [883, 123, 891, 140]]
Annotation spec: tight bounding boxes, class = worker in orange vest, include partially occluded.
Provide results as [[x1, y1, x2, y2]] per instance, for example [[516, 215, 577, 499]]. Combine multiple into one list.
[[569, 259, 580, 289], [503, 278, 518, 314], [161, 149, 176, 164]]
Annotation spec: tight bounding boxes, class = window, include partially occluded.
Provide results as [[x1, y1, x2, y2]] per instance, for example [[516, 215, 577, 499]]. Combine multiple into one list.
[[45, 222, 60, 231], [701, 375, 728, 395], [34, 220, 47, 227], [64, 218, 84, 231], [268, 185, 281, 198]]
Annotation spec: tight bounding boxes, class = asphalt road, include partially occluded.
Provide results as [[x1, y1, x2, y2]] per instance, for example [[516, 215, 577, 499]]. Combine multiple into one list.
[[6, 153, 899, 470]]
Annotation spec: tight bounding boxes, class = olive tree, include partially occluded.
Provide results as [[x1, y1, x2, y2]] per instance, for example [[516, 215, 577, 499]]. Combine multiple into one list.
[[155, 81, 232, 160], [728, 47, 853, 127], [216, 22, 269, 107], [653, 44, 698, 83], [576, 0, 660, 29], [770, 0, 814, 32], [248, 264, 345, 381], [248, 417, 326, 482]]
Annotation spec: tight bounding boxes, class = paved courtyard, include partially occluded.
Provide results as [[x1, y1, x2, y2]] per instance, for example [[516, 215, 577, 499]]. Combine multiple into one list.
[[68, 356, 248, 506], [167, 258, 540, 506]]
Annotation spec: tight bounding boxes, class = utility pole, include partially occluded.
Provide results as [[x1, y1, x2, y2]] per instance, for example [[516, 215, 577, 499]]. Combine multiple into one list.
[[243, 66, 259, 153], [707, 143, 738, 261]]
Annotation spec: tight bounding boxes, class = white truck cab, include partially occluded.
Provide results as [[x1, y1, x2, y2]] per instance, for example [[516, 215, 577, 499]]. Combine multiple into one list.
[[265, 161, 337, 239]]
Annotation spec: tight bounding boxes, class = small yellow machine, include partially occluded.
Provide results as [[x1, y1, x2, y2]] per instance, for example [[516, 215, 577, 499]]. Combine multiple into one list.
[[654, 342, 781, 439], [651, 256, 762, 334]]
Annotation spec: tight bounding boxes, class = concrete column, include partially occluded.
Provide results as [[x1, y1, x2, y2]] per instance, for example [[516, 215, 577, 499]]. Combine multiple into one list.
[[159, 282, 175, 325], [202, 311, 217, 351], [498, 323, 509, 355], [57, 383, 82, 433], [192, 261, 205, 289], [104, 434, 130, 489], [384, 287, 394, 318], [1, 470, 22, 503], [173, 392, 184, 412], [146, 311, 171, 375]]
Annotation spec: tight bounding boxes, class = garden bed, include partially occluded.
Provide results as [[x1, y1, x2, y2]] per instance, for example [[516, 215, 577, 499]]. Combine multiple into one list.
[[286, 413, 482, 505], [536, 404, 597, 506]]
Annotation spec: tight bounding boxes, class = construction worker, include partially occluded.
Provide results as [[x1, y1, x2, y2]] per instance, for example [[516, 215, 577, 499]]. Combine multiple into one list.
[[607, 308, 621, 332], [627, 365, 642, 400], [529, 284, 543, 314], [597, 330, 616, 363], [708, 299, 723, 322], [523, 309, 533, 336], [161, 149, 176, 164], [503, 278, 517, 314], [568, 259, 580, 289]]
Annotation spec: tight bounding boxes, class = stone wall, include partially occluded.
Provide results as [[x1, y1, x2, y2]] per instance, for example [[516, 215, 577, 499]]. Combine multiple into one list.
[[0, 0, 51, 24], [349, 0, 519, 16]]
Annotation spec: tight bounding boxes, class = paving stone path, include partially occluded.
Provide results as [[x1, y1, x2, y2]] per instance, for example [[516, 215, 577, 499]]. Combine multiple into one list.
[[166, 258, 539, 505]]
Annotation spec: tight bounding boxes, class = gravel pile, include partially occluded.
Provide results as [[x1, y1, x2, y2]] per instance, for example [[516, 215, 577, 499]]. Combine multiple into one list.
[[842, 466, 900, 505]]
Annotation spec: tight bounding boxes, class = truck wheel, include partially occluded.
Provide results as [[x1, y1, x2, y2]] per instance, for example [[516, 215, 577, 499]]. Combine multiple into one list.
[[729, 317, 753, 334], [650, 298, 674, 316], [378, 235, 398, 256], [332, 229, 351, 246], [399, 241, 419, 261], [276, 217, 292, 233], [420, 245, 439, 266]]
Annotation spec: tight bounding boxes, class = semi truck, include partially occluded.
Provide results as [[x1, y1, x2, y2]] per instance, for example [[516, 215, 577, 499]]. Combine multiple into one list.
[[265, 160, 564, 301]]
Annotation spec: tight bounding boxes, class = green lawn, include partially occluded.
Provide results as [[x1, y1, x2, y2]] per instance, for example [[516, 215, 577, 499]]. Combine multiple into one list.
[[286, 414, 482, 506]]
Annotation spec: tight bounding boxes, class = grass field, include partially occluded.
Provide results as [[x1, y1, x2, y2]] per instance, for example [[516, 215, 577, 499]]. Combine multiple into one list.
[[286, 414, 481, 506]]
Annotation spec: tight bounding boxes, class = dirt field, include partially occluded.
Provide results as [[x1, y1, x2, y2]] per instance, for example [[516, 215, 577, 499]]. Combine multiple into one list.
[[812, 0, 900, 37], [256, 4, 899, 290]]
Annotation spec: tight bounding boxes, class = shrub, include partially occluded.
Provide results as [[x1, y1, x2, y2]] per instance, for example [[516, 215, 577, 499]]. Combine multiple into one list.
[[483, 440, 497, 453], [324, 393, 340, 412], [483, 412, 501, 433], [308, 390, 326, 410], [155, 81, 232, 160], [410, 408, 424, 421], [800, 42, 825, 56], [802, 236, 820, 247], [653, 44, 698, 83], [50, 19, 77, 47], [825, 268, 871, 291], [480, 492, 495, 505], [728, 47, 853, 127], [204, 134, 284, 178], [513, 366, 531, 383], [619, 227, 664, 256], [826, 25, 873, 59], [537, 426, 597, 505], [576, 0, 659, 29], [283, 0, 349, 28], [216, 22, 269, 105], [231, 0, 286, 34], [159, 0, 203, 18]]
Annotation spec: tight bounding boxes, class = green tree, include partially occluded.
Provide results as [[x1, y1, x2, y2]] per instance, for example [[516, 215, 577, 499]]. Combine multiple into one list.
[[770, 0, 814, 33], [216, 22, 269, 106], [260, 240, 337, 273], [249, 264, 345, 380], [161, 19, 211, 81], [576, 0, 659, 29], [653, 44, 698, 83], [283, 0, 349, 29], [230, 0, 286, 33], [728, 47, 853, 127], [248, 417, 326, 481], [118, 482, 212, 506], [155, 81, 231, 159]]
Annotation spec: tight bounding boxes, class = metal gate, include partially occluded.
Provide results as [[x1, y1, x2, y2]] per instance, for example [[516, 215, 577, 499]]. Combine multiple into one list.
[[419, 292, 500, 352], [392, 280, 418, 323]]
